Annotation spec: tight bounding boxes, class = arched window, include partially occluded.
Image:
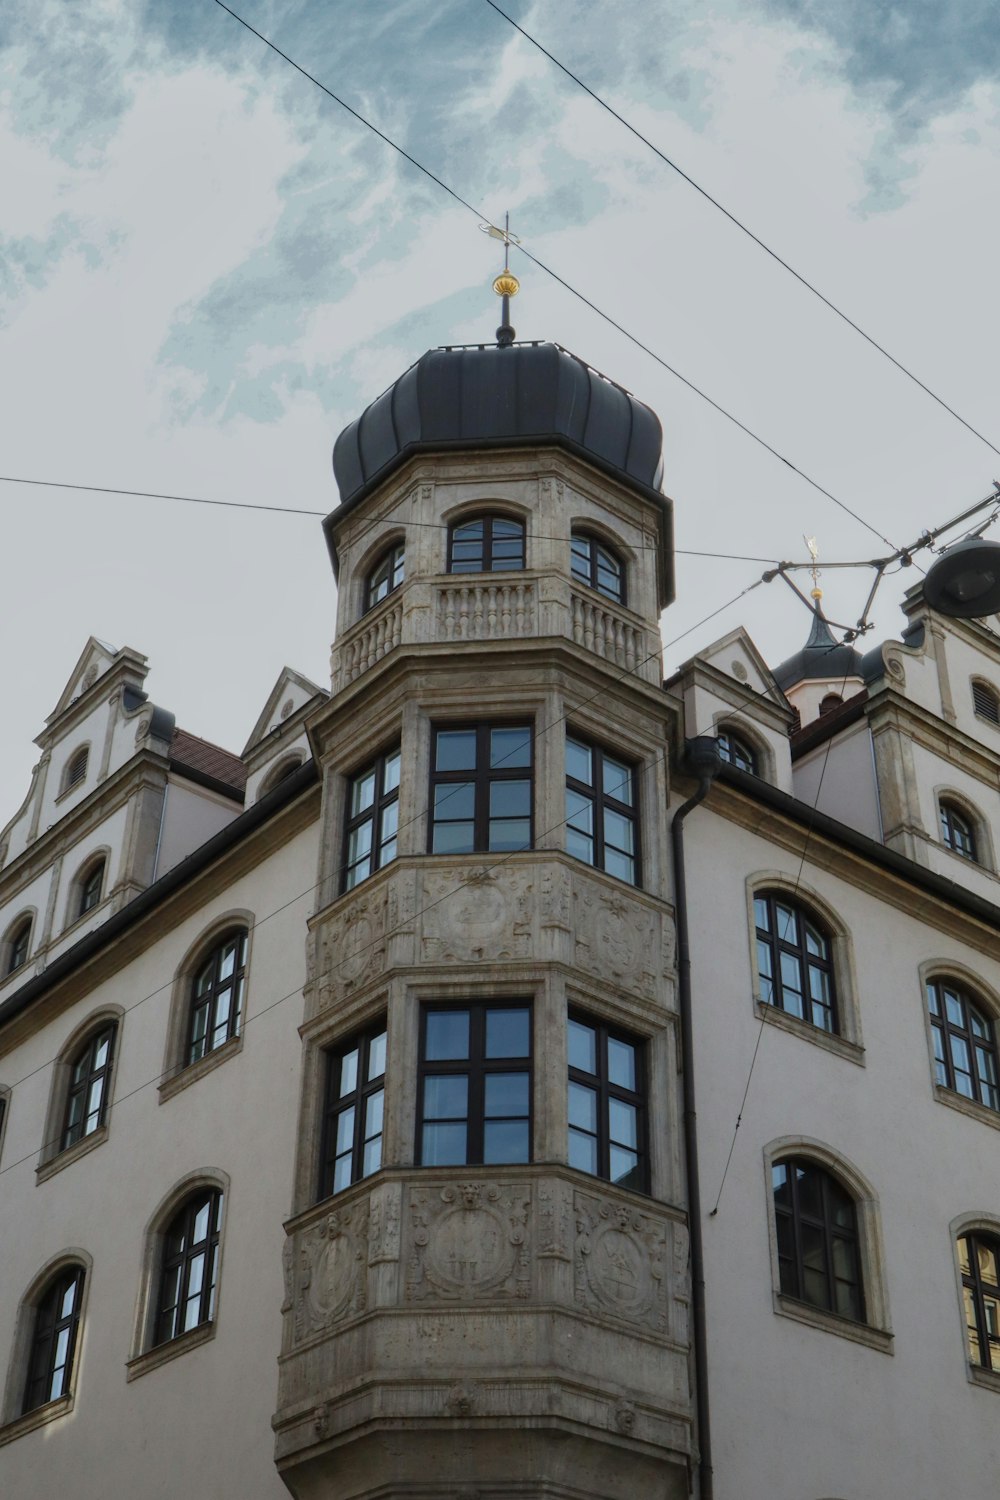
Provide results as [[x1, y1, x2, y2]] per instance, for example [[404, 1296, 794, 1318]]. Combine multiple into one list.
[[5, 915, 32, 976], [187, 929, 247, 1066], [754, 892, 837, 1033], [940, 800, 978, 861], [62, 746, 89, 794], [570, 531, 625, 604], [365, 540, 405, 611], [259, 755, 304, 799], [772, 1158, 863, 1321], [22, 1264, 85, 1413], [154, 1188, 222, 1346], [927, 978, 999, 1111], [958, 1230, 1000, 1372], [972, 680, 1000, 724], [717, 727, 758, 774], [819, 693, 843, 716], [60, 1022, 116, 1152], [76, 857, 105, 920], [447, 514, 525, 573]]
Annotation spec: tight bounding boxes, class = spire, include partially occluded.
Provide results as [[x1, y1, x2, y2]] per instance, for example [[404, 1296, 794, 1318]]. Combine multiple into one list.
[[483, 213, 520, 348]]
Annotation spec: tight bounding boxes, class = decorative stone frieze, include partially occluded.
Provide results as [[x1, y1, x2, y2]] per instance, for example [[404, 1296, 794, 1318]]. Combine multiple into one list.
[[404, 1179, 532, 1302], [572, 1188, 668, 1333], [572, 882, 661, 1000], [419, 867, 534, 965], [292, 1202, 369, 1344]]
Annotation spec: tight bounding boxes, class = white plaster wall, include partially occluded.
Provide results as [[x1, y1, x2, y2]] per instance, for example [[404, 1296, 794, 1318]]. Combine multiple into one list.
[[792, 723, 882, 840], [154, 779, 243, 877], [685, 810, 1000, 1500], [0, 820, 318, 1500]]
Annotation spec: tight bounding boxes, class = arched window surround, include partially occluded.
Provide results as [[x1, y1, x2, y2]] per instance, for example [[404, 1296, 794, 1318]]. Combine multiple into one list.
[[971, 677, 1000, 726], [1, 1249, 93, 1431], [58, 744, 91, 799], [715, 716, 772, 783], [920, 961, 1000, 1132], [745, 874, 864, 1062], [354, 528, 406, 619], [949, 1212, 1000, 1391], [762, 1137, 891, 1351], [442, 500, 529, 575], [65, 848, 111, 929], [159, 912, 254, 1101], [258, 753, 305, 801], [1, 909, 35, 980], [38, 1006, 123, 1180], [127, 1169, 229, 1381], [569, 525, 629, 607], [933, 785, 993, 870]]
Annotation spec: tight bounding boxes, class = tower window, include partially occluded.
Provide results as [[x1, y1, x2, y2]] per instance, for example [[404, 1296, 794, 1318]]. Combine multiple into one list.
[[429, 723, 533, 855], [344, 747, 400, 890], [417, 1003, 532, 1167], [447, 515, 525, 574], [319, 1022, 387, 1198], [570, 532, 625, 604], [940, 801, 978, 862], [63, 747, 89, 794], [76, 858, 106, 920], [973, 680, 1000, 723], [565, 735, 639, 885], [717, 728, 758, 774], [6, 916, 32, 975], [365, 542, 405, 611], [567, 1012, 646, 1192]]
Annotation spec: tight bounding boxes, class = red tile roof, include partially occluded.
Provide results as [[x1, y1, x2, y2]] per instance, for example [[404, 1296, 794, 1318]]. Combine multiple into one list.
[[170, 728, 247, 794]]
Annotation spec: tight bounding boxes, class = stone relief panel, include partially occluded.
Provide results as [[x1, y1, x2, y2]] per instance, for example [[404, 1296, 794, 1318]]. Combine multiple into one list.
[[317, 883, 388, 1008], [419, 867, 534, 964], [573, 1188, 668, 1334], [572, 880, 660, 1000], [405, 1181, 533, 1302], [292, 1202, 369, 1344]]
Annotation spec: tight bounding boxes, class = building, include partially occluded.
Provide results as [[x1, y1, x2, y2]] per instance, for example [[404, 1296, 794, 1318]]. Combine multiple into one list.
[[1, 316, 999, 1500]]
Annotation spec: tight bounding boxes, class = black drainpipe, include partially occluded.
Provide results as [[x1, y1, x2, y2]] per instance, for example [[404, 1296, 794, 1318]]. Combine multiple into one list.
[[671, 735, 722, 1500]]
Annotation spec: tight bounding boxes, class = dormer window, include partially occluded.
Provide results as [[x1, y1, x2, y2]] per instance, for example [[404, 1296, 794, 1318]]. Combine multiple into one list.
[[6, 916, 32, 975], [940, 800, 978, 862], [717, 728, 758, 775], [366, 542, 405, 612], [447, 515, 525, 574], [973, 680, 1000, 724], [819, 693, 843, 716], [63, 746, 89, 793], [570, 531, 625, 604]]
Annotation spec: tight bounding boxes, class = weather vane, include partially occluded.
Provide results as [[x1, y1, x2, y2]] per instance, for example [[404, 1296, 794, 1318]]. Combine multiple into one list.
[[803, 534, 823, 606], [479, 213, 520, 348]]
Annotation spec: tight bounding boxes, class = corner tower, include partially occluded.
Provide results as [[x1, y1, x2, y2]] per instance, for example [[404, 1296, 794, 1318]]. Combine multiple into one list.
[[274, 326, 690, 1497]]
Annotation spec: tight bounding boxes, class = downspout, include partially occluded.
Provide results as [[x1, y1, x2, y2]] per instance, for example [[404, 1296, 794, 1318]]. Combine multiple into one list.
[[671, 735, 722, 1500]]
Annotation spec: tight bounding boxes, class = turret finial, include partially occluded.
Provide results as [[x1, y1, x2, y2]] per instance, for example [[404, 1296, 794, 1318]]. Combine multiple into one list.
[[804, 534, 822, 605], [480, 213, 520, 348]]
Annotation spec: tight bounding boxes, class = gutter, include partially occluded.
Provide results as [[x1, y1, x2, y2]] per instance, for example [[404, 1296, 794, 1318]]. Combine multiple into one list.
[[671, 735, 722, 1500], [0, 760, 318, 1033]]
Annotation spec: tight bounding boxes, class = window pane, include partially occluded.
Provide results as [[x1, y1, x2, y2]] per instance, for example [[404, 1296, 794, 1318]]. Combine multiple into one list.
[[772, 1163, 790, 1202], [425, 1011, 470, 1060], [569, 1128, 598, 1174], [566, 738, 592, 786], [927, 984, 941, 1016], [423, 1075, 469, 1119], [351, 770, 376, 817], [422, 1121, 467, 1166], [485, 1008, 530, 1057], [333, 1154, 353, 1194], [432, 821, 475, 854], [603, 756, 633, 805], [434, 782, 476, 820], [608, 1036, 637, 1090], [566, 825, 595, 864], [365, 1090, 384, 1139], [367, 1032, 387, 1080], [436, 731, 478, 771], [488, 818, 531, 851], [604, 847, 635, 884], [489, 780, 531, 817], [384, 751, 401, 793], [604, 809, 635, 854], [568, 1081, 598, 1132], [609, 1098, 638, 1149], [610, 1145, 640, 1187], [347, 821, 373, 870], [335, 1106, 356, 1154], [491, 728, 531, 768], [568, 1018, 596, 1074], [484, 1072, 529, 1117], [340, 1048, 359, 1096], [754, 896, 771, 933], [945, 990, 964, 1027], [362, 1137, 382, 1176], [484, 1119, 529, 1162], [565, 788, 594, 833], [93, 1034, 110, 1070]]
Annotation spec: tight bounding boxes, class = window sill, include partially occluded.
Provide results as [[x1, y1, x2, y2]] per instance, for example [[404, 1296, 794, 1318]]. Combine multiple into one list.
[[933, 1084, 1000, 1132], [0, 1394, 73, 1448], [37, 1124, 108, 1183], [968, 1363, 1000, 1395], [774, 1292, 892, 1353], [126, 1320, 215, 1382], [754, 1000, 864, 1066], [158, 1034, 242, 1103]]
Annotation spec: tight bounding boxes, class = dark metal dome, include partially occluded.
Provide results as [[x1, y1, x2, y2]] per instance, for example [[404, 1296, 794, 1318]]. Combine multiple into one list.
[[772, 607, 864, 691], [332, 341, 666, 507]]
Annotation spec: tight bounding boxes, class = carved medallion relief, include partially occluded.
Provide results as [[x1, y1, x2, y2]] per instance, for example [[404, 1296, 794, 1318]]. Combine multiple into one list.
[[405, 1181, 532, 1302], [573, 1189, 668, 1333]]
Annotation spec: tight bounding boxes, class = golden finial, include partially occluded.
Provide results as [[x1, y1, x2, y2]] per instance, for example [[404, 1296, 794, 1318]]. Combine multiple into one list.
[[804, 535, 822, 602], [479, 212, 521, 347]]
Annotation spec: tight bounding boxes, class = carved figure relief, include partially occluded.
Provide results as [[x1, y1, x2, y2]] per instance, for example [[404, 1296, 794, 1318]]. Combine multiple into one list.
[[294, 1204, 369, 1338], [368, 1185, 402, 1265], [405, 1181, 532, 1302], [573, 884, 657, 998], [537, 1179, 571, 1259], [540, 866, 570, 929], [573, 1190, 667, 1332], [323, 888, 387, 996], [420, 870, 533, 964]]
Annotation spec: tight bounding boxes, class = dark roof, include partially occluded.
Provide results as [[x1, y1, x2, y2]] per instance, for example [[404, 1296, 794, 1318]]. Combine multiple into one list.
[[170, 728, 247, 796], [772, 607, 864, 691], [328, 340, 674, 605], [789, 687, 869, 759]]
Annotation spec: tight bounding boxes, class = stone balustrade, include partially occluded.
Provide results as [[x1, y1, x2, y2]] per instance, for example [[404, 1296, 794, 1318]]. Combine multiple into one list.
[[570, 589, 648, 676], [435, 577, 537, 641]]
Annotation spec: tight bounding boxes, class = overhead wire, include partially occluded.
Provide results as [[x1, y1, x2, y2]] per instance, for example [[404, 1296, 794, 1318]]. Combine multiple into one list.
[[483, 0, 1000, 466], [207, 0, 898, 553]]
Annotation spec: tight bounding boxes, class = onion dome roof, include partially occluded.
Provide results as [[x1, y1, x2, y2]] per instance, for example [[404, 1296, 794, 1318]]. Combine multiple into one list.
[[772, 607, 864, 691]]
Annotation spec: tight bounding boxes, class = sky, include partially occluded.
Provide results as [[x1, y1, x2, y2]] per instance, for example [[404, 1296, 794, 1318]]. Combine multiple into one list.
[[2, 0, 1000, 810]]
